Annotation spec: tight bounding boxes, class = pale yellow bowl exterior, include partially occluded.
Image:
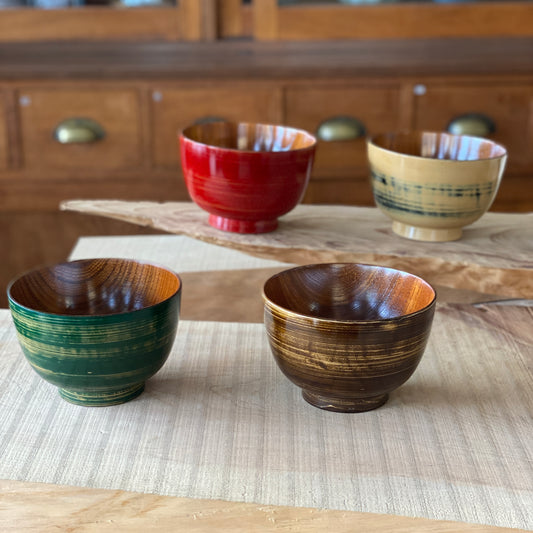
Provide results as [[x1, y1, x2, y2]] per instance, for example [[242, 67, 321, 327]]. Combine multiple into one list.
[[367, 133, 507, 242]]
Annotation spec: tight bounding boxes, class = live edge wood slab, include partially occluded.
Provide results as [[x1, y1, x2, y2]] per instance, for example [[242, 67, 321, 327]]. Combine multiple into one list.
[[61, 201, 533, 300], [0, 480, 523, 533]]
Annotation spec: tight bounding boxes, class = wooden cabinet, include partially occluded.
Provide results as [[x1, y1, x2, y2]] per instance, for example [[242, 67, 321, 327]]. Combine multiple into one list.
[[151, 84, 283, 168], [1, 41, 532, 213], [254, 0, 533, 41], [285, 84, 405, 204], [18, 87, 143, 175], [0, 37, 532, 306], [412, 82, 533, 174], [0, 92, 8, 171], [0, 0, 216, 42], [411, 81, 533, 212]]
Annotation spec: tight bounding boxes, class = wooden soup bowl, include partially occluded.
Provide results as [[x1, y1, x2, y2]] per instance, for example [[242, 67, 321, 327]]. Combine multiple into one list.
[[263, 263, 436, 413], [367, 131, 507, 242], [180, 121, 316, 234], [7, 258, 182, 407]]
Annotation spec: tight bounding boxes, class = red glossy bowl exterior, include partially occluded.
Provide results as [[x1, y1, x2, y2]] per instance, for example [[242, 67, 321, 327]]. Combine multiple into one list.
[[180, 122, 316, 233]]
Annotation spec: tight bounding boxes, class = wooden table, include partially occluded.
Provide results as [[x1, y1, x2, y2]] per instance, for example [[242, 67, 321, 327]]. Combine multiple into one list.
[[1, 204, 531, 531]]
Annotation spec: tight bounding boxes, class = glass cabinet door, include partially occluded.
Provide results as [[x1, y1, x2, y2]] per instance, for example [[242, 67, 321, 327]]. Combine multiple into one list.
[[0, 0, 215, 42], [254, 0, 533, 40]]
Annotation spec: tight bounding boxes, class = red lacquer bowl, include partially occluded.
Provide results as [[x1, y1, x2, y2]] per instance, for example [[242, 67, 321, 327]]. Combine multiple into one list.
[[180, 122, 316, 233]]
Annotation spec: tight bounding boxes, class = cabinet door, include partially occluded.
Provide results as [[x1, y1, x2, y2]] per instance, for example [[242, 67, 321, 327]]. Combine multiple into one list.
[[412, 83, 533, 174], [254, 1, 533, 40], [18, 88, 143, 175], [151, 85, 283, 168], [286, 85, 402, 205]]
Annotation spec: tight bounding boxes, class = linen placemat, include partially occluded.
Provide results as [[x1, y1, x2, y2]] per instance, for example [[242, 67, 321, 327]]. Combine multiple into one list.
[[69, 234, 293, 271], [0, 308, 531, 529]]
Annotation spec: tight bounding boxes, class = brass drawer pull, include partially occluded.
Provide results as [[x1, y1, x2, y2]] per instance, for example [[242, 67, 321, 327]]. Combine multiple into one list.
[[317, 116, 366, 142], [447, 113, 495, 137], [53, 118, 106, 144]]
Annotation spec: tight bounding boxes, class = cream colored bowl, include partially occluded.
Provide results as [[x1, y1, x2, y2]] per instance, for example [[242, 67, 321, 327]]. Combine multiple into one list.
[[367, 131, 507, 242]]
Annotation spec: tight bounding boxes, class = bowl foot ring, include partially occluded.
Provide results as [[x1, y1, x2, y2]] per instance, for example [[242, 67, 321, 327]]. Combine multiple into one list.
[[208, 214, 278, 234], [392, 221, 462, 242], [58, 383, 145, 407], [302, 390, 389, 413]]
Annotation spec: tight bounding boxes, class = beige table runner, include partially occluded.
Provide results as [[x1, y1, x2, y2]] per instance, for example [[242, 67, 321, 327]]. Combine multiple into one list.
[[1, 306, 531, 529], [69, 234, 293, 272]]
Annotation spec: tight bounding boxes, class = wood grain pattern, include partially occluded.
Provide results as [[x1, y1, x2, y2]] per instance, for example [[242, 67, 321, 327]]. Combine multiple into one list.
[[263, 264, 436, 412], [0, 92, 7, 171], [60, 201, 533, 299], [256, 1, 533, 40], [152, 86, 284, 168], [1, 40, 533, 80], [180, 121, 316, 233], [0, 479, 523, 533], [8, 258, 181, 406], [0, 8, 183, 43], [18, 88, 143, 172]]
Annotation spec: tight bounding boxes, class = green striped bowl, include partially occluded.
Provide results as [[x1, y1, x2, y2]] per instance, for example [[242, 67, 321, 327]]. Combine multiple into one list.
[[7, 258, 182, 407]]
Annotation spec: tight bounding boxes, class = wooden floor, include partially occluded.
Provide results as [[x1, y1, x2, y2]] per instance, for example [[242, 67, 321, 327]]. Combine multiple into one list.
[[0, 211, 163, 309]]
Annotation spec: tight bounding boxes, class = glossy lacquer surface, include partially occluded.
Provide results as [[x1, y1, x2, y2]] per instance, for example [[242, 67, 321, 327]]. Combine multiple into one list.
[[180, 122, 316, 234], [263, 263, 436, 412], [8, 258, 182, 406], [367, 131, 507, 242]]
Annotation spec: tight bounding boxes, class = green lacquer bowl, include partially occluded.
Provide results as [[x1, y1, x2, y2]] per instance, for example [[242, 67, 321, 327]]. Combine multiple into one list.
[[7, 258, 182, 407]]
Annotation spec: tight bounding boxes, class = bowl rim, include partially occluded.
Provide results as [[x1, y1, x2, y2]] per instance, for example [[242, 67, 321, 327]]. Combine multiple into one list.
[[367, 130, 508, 163], [180, 121, 317, 154], [7, 257, 182, 318], [262, 262, 437, 324]]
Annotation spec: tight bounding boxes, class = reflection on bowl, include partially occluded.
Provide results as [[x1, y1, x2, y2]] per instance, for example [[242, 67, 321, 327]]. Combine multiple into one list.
[[263, 263, 436, 413], [180, 121, 316, 234], [8, 258, 182, 407], [367, 131, 507, 242]]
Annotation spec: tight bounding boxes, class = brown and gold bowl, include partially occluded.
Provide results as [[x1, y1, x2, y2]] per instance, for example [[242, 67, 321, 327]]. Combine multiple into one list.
[[367, 131, 507, 242], [263, 263, 436, 413], [7, 258, 182, 407]]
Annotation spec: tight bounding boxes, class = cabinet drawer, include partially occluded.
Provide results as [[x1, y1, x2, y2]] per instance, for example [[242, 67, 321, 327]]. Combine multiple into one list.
[[0, 92, 7, 171], [412, 84, 533, 173], [303, 177, 374, 206], [18, 89, 142, 171], [151, 86, 283, 168], [285, 86, 403, 179]]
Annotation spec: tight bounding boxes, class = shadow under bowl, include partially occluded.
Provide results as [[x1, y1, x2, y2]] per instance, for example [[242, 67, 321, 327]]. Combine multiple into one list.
[[263, 263, 436, 413], [7, 258, 182, 407], [367, 131, 507, 242], [180, 121, 316, 234]]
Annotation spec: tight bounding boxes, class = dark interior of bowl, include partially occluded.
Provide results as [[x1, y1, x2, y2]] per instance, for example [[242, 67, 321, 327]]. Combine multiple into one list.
[[264, 263, 435, 321], [182, 121, 316, 152], [8, 258, 181, 315], [371, 131, 506, 161]]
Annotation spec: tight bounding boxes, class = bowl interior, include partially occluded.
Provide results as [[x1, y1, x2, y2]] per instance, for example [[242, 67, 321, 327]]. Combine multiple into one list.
[[371, 131, 506, 161], [264, 263, 435, 321], [182, 122, 316, 153], [8, 258, 181, 315]]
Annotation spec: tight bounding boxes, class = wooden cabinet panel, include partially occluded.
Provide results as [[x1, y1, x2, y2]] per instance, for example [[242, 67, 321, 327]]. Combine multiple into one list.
[[151, 86, 283, 168], [302, 177, 374, 207], [18, 88, 142, 174], [285, 85, 402, 205], [412, 83, 533, 173], [0, 92, 7, 171], [286, 85, 403, 179], [254, 1, 533, 40]]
